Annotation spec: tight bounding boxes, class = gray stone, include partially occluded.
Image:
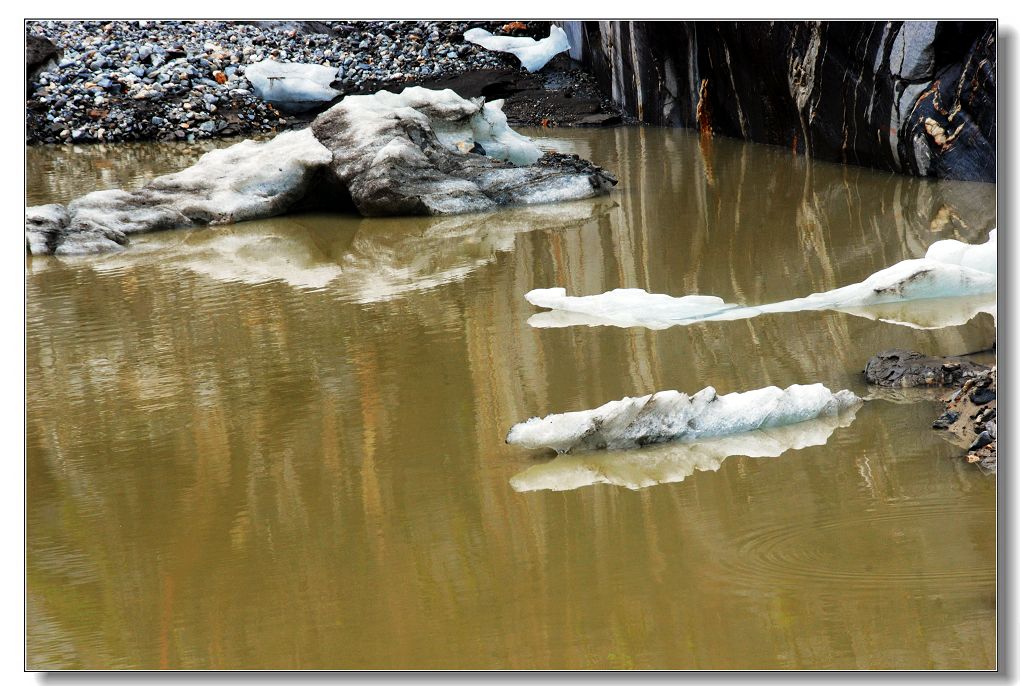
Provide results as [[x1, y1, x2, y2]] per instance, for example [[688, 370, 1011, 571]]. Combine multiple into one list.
[[864, 349, 990, 388]]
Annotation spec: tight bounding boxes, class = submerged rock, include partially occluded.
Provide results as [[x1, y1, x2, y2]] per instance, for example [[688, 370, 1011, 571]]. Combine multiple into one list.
[[864, 349, 990, 388], [27, 87, 616, 255], [506, 383, 861, 454]]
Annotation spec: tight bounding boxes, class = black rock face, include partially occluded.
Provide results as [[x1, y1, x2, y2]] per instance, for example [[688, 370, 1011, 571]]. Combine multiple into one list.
[[565, 21, 995, 181]]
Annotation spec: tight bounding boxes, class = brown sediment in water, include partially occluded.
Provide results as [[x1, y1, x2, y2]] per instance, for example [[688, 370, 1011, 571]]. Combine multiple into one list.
[[26, 126, 996, 669]]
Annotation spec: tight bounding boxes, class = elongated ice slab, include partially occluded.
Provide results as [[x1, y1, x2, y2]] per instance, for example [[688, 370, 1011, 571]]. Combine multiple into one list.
[[510, 405, 860, 491], [245, 60, 340, 112], [526, 231, 997, 330], [464, 26, 570, 72], [506, 383, 861, 454]]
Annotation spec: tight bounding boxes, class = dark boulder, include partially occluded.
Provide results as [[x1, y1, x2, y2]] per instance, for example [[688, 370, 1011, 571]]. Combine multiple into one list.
[[864, 349, 989, 388], [26, 33, 61, 92]]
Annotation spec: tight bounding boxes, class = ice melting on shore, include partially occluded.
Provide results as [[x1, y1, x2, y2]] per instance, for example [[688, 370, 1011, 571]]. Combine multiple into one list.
[[26, 129, 333, 255], [28, 87, 615, 255], [245, 60, 341, 112], [510, 405, 860, 491], [506, 383, 861, 454], [526, 231, 996, 330], [464, 26, 570, 72]]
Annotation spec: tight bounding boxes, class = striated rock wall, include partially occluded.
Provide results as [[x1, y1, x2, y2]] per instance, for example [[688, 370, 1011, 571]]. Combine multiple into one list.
[[559, 21, 995, 181]]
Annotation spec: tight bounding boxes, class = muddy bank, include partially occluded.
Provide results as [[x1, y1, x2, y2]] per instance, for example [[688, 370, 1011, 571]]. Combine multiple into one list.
[[933, 367, 997, 471], [864, 349, 997, 470]]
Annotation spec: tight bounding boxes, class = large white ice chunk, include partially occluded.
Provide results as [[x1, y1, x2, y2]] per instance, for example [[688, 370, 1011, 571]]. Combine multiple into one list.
[[26, 129, 333, 255], [311, 86, 613, 216], [328, 87, 542, 166], [510, 405, 860, 492], [526, 231, 997, 331], [464, 25, 570, 72], [506, 383, 861, 454], [245, 60, 340, 112]]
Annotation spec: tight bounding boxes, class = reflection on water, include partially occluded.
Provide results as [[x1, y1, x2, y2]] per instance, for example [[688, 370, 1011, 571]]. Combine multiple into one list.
[[510, 404, 860, 492], [59, 201, 615, 301], [27, 126, 995, 669]]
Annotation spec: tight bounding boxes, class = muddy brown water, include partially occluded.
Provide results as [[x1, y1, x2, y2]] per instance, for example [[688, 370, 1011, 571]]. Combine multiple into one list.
[[26, 127, 996, 669]]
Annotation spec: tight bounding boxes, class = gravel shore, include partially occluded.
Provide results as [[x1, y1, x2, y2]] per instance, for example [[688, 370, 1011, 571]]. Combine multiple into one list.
[[26, 20, 581, 144]]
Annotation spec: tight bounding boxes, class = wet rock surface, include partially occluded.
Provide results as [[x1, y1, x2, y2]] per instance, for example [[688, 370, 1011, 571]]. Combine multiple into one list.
[[26, 20, 622, 145], [932, 368, 997, 471], [563, 21, 995, 181], [864, 349, 990, 388]]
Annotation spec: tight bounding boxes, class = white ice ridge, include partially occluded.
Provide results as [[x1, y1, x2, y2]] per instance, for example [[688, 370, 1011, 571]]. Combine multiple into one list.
[[506, 383, 862, 454], [464, 26, 570, 72], [526, 230, 997, 331], [245, 60, 340, 111], [510, 405, 860, 492], [336, 86, 543, 166]]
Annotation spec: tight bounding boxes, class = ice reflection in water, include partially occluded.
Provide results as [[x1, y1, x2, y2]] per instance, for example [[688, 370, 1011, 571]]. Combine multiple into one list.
[[27, 127, 996, 669], [526, 231, 996, 331], [511, 404, 860, 492], [39, 200, 616, 302]]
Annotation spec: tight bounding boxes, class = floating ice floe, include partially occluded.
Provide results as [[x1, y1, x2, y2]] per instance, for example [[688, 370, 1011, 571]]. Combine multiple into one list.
[[245, 60, 341, 112], [526, 231, 996, 330], [510, 405, 860, 492], [27, 87, 616, 255], [464, 26, 570, 72], [506, 383, 861, 454]]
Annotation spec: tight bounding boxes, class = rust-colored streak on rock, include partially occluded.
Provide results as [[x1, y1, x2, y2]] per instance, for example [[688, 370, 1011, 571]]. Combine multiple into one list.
[[696, 78, 713, 140]]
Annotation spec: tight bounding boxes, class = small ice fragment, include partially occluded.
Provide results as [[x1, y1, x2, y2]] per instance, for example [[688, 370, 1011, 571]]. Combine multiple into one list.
[[464, 25, 570, 72], [245, 60, 340, 112], [506, 383, 862, 454]]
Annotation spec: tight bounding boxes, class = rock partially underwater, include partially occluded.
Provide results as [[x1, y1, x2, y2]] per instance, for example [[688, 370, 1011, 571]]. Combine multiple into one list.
[[26, 87, 617, 256], [506, 383, 861, 454], [527, 231, 996, 331], [510, 405, 860, 492], [864, 349, 990, 388]]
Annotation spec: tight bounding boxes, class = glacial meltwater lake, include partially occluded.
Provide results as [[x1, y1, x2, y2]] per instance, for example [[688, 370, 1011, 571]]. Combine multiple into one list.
[[26, 126, 996, 669]]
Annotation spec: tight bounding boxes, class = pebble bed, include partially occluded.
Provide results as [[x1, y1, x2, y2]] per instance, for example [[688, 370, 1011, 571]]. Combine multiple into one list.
[[26, 20, 526, 144]]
